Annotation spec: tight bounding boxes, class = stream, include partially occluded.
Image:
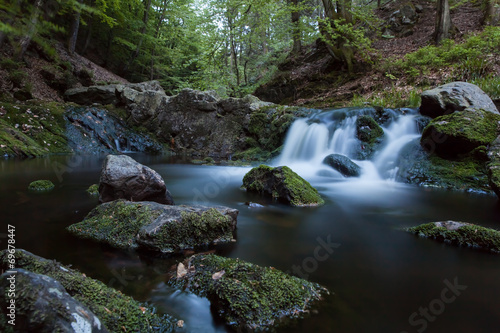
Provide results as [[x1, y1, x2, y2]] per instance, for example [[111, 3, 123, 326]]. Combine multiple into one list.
[[1, 107, 500, 332]]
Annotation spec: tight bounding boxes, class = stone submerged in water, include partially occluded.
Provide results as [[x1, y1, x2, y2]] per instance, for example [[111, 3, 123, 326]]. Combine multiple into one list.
[[98, 154, 174, 205], [420, 82, 499, 118], [0, 269, 107, 333], [28, 179, 55, 191], [0, 249, 178, 332], [67, 200, 238, 253], [242, 165, 324, 207], [323, 154, 361, 177], [420, 108, 500, 158], [169, 253, 328, 331], [406, 221, 500, 253]]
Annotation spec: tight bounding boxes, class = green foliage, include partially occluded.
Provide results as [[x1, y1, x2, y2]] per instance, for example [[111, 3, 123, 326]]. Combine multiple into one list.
[[28, 179, 55, 191], [8, 70, 27, 87]]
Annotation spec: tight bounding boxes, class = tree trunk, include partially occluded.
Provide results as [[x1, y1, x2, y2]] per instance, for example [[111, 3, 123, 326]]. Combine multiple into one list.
[[150, 0, 169, 80], [434, 0, 452, 44], [320, 0, 354, 72], [81, 14, 93, 55], [483, 0, 500, 25], [124, 0, 152, 73], [228, 13, 240, 87], [68, 1, 82, 55], [290, 0, 302, 54], [15, 0, 44, 61]]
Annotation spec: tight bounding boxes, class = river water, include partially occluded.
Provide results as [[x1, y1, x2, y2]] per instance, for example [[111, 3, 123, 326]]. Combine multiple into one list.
[[1, 153, 499, 332]]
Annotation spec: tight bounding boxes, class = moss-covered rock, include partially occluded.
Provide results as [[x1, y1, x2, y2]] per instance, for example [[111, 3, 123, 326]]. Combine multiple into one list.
[[0, 249, 178, 332], [396, 139, 492, 193], [421, 108, 500, 158], [67, 200, 238, 253], [86, 184, 99, 196], [356, 115, 384, 144], [28, 180, 55, 192], [169, 254, 328, 331], [242, 165, 324, 207], [487, 136, 500, 198], [406, 221, 500, 253], [0, 269, 107, 333]]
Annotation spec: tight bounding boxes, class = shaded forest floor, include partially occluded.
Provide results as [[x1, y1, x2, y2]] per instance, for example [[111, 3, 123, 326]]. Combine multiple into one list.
[[256, 0, 496, 108]]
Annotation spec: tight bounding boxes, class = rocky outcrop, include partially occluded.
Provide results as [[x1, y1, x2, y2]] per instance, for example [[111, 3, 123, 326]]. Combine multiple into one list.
[[65, 81, 303, 159], [420, 108, 500, 158], [242, 165, 324, 207], [0, 249, 178, 332], [169, 253, 328, 331], [65, 106, 163, 155], [98, 154, 174, 204], [356, 115, 384, 143], [28, 179, 55, 191], [323, 154, 361, 177], [0, 269, 107, 332], [420, 82, 499, 118], [406, 221, 500, 253], [67, 200, 238, 253], [383, 2, 420, 38], [487, 136, 500, 198], [396, 139, 492, 193]]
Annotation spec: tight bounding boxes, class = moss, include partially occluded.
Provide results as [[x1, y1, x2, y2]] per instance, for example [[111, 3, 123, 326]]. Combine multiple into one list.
[[86, 184, 99, 196], [169, 254, 328, 330], [421, 108, 500, 157], [28, 180, 55, 191], [0, 101, 71, 158], [406, 222, 500, 253], [356, 115, 384, 144], [233, 147, 271, 162], [242, 165, 324, 207], [151, 208, 234, 252], [0, 249, 177, 332], [67, 200, 159, 249]]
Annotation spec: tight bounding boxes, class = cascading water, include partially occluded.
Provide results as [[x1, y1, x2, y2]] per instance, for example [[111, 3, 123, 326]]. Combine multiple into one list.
[[274, 107, 421, 182]]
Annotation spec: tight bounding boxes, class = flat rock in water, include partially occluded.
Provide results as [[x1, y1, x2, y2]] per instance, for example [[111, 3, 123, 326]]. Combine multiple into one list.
[[406, 221, 500, 253], [420, 82, 499, 118], [98, 154, 174, 205], [169, 254, 328, 331], [67, 200, 238, 253], [323, 154, 361, 177], [0, 269, 107, 332]]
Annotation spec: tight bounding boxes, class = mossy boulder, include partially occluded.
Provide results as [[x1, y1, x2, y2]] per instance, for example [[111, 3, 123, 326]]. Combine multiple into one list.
[[169, 254, 328, 331], [396, 139, 492, 193], [0, 249, 178, 332], [356, 115, 384, 144], [323, 154, 361, 177], [0, 269, 107, 332], [421, 108, 500, 158], [28, 180, 55, 192], [242, 165, 324, 207], [67, 200, 238, 253], [406, 221, 500, 253], [487, 136, 500, 198], [86, 184, 99, 196], [420, 82, 499, 118]]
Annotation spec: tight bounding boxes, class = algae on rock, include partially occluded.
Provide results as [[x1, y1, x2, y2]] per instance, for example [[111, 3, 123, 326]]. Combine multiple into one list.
[[169, 254, 328, 331], [406, 221, 500, 253], [242, 165, 324, 206], [28, 180, 55, 191], [67, 200, 238, 253], [0, 249, 178, 332]]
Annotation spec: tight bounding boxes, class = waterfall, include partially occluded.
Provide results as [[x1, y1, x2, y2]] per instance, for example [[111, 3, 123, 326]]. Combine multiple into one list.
[[274, 107, 420, 181]]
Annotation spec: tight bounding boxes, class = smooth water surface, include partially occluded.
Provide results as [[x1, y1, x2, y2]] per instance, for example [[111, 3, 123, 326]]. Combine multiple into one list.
[[1, 154, 500, 333]]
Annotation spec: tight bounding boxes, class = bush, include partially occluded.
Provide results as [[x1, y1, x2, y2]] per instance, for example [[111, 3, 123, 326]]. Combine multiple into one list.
[[8, 70, 27, 88]]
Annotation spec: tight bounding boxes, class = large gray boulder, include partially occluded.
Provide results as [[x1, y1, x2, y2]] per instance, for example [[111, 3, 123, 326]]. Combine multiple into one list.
[[420, 82, 499, 118], [67, 200, 238, 253], [0, 269, 107, 332], [98, 154, 174, 204], [64, 85, 122, 105], [323, 154, 361, 177]]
